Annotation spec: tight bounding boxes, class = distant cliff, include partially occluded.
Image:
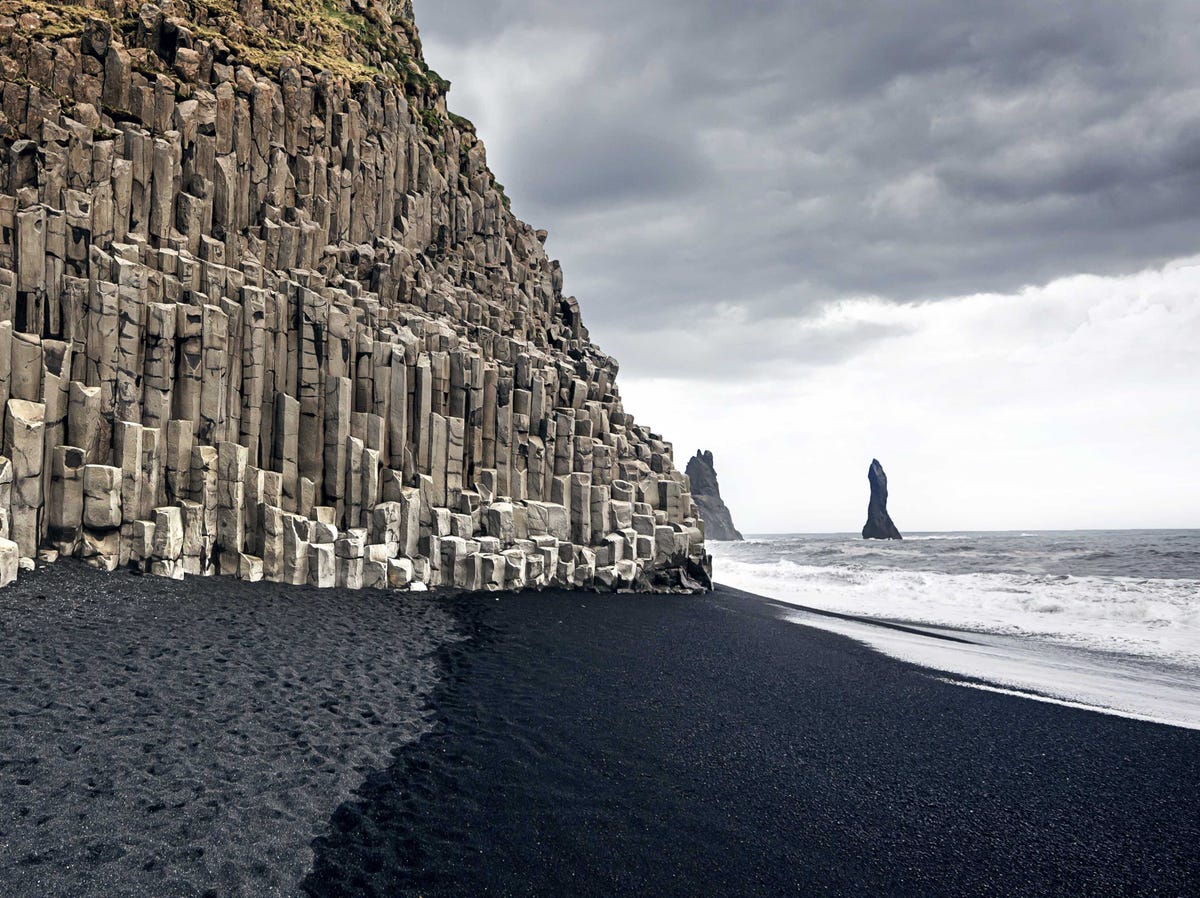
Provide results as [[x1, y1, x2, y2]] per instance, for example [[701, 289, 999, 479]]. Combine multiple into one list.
[[862, 459, 902, 540], [686, 451, 743, 541]]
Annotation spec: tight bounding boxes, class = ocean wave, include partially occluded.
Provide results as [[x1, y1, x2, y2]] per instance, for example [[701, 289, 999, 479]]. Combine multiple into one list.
[[711, 555, 1200, 668], [715, 532, 1200, 580], [806, 547, 844, 557]]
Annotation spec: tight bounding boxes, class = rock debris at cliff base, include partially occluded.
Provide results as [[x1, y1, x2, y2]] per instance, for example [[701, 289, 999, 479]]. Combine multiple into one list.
[[0, 0, 710, 593]]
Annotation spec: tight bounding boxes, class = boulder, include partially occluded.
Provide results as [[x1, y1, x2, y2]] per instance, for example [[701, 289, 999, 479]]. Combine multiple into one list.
[[0, 538, 18, 587]]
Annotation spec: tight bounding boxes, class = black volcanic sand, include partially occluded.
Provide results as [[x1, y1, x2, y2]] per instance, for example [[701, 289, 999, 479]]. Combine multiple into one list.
[[305, 585, 1200, 898], [2, 574, 1198, 897], [0, 561, 455, 898]]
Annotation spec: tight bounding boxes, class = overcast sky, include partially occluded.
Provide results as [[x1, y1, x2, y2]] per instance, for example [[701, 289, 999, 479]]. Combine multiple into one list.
[[417, 0, 1200, 533]]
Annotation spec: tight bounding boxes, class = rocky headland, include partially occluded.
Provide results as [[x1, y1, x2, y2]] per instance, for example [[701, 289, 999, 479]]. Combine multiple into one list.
[[685, 449, 742, 541], [862, 458, 902, 540], [0, 0, 710, 593]]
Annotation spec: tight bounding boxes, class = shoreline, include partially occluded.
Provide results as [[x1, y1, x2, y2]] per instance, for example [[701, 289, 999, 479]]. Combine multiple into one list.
[[707, 533, 1200, 655], [2, 568, 1197, 896], [747, 588, 1200, 731]]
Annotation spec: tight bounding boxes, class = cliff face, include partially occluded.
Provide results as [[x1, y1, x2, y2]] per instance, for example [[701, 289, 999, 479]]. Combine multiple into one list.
[[0, 0, 711, 592], [685, 450, 742, 542], [862, 459, 902, 540]]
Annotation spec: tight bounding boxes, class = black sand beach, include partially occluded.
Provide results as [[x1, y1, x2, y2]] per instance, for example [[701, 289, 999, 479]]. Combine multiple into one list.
[[3, 569, 1198, 896], [0, 562, 453, 897], [304, 586, 1200, 898]]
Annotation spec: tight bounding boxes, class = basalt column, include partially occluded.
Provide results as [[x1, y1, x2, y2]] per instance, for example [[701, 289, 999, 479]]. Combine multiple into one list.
[[0, 0, 710, 593]]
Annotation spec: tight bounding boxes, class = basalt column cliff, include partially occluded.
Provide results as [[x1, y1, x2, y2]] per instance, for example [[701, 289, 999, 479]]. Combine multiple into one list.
[[0, 0, 710, 592]]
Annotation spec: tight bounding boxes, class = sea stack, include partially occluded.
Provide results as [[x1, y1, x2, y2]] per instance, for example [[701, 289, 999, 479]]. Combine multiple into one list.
[[686, 450, 743, 541], [0, 0, 710, 593], [862, 459, 902, 540]]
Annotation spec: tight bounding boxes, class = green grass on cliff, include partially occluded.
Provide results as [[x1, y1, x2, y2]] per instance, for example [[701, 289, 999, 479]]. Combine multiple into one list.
[[4, 0, 491, 190], [1, 0, 453, 90]]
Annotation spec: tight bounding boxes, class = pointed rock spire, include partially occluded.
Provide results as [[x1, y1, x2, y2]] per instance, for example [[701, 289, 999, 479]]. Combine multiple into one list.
[[862, 459, 902, 540]]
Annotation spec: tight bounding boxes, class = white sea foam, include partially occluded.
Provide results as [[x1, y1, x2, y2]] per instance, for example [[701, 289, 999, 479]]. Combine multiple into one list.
[[780, 611, 1200, 730], [712, 551, 1200, 668]]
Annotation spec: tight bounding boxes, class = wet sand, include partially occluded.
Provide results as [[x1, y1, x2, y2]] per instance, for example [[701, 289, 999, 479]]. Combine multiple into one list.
[[2, 572, 1197, 896], [782, 604, 1200, 729]]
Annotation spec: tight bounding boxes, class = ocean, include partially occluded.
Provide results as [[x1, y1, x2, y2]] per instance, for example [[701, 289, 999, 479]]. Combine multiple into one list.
[[709, 530, 1200, 669]]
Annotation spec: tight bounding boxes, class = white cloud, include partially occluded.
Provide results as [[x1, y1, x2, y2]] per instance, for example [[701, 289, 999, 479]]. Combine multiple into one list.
[[621, 257, 1200, 532]]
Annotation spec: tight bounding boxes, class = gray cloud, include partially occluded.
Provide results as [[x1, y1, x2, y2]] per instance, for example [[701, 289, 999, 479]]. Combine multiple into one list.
[[416, 0, 1200, 376], [511, 112, 710, 209]]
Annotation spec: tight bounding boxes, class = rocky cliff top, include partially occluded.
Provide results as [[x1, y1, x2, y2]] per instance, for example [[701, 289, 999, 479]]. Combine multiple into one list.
[[2, 0, 425, 85], [0, 0, 617, 417]]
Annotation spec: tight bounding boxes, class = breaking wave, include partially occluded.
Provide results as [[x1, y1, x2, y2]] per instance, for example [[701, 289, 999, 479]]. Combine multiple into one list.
[[711, 532, 1200, 668]]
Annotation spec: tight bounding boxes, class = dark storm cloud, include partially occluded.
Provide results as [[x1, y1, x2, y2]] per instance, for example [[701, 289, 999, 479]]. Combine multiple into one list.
[[416, 0, 1200, 375], [512, 113, 710, 209]]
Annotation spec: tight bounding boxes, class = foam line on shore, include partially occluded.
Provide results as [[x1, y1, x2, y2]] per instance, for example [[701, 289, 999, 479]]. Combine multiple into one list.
[[935, 678, 1197, 731], [779, 607, 1200, 731]]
